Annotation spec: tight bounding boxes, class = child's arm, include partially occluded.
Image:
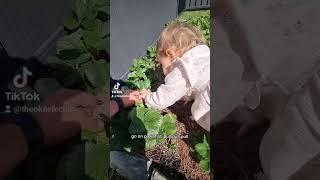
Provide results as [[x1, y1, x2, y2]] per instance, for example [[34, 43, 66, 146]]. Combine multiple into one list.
[[142, 68, 189, 110]]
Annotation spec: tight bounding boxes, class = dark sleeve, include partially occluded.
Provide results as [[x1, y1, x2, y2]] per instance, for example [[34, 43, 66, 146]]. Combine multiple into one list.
[[0, 54, 26, 87], [0, 55, 47, 88]]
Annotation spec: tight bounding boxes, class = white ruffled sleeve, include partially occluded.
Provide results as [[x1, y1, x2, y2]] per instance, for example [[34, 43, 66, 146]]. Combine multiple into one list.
[[145, 67, 189, 110]]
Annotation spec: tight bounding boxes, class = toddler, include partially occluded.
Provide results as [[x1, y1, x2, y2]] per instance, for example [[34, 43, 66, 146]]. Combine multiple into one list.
[[139, 22, 210, 131]]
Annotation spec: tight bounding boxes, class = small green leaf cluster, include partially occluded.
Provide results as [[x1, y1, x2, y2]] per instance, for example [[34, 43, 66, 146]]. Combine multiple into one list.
[[128, 105, 177, 150], [127, 46, 157, 90], [187, 15, 210, 46], [177, 10, 210, 47], [47, 0, 110, 94], [110, 104, 177, 152], [195, 135, 210, 172]]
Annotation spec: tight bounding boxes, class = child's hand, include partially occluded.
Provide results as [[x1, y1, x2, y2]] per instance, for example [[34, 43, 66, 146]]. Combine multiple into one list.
[[139, 89, 151, 99]]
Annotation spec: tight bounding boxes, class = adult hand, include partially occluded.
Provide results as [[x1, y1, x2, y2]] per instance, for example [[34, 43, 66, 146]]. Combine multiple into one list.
[[32, 89, 104, 146], [121, 89, 141, 107]]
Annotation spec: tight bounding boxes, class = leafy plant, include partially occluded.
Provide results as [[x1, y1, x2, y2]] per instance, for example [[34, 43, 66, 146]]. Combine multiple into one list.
[[187, 15, 210, 46], [195, 135, 210, 172], [115, 44, 175, 151], [128, 105, 177, 150], [39, 0, 110, 180], [127, 46, 160, 90], [110, 104, 177, 152], [47, 0, 109, 95], [178, 10, 210, 46]]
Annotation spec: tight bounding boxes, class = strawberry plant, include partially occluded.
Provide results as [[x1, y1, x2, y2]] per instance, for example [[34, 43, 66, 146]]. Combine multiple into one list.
[[128, 105, 177, 150], [110, 104, 177, 152], [195, 135, 210, 172], [178, 10, 210, 46], [46, 0, 109, 95], [36, 0, 110, 180], [112, 44, 176, 152], [127, 46, 163, 90]]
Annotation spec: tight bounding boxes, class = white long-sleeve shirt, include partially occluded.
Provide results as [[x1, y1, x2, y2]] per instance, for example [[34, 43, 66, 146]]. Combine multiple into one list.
[[145, 45, 210, 131]]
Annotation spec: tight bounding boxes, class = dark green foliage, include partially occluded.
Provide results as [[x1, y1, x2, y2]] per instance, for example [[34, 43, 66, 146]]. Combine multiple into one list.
[[46, 0, 110, 95]]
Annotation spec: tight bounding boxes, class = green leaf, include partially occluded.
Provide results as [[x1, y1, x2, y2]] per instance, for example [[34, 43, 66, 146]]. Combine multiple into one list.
[[199, 159, 210, 172], [57, 29, 85, 53], [60, 52, 91, 67], [58, 49, 83, 60], [162, 113, 176, 124], [82, 19, 107, 38], [128, 107, 148, 135], [195, 143, 209, 159], [147, 47, 156, 58], [128, 115, 147, 135], [81, 18, 96, 30], [136, 106, 149, 119], [74, 53, 92, 65], [195, 135, 210, 165], [128, 107, 166, 149], [161, 113, 177, 135], [75, 0, 98, 21], [47, 56, 70, 66], [85, 60, 107, 88], [163, 122, 177, 135], [135, 79, 151, 90], [82, 30, 107, 50], [64, 13, 80, 30], [143, 110, 162, 130]]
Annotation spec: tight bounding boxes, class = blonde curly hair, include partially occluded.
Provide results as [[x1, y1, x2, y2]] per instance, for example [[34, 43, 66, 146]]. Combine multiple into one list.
[[156, 21, 205, 56]]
